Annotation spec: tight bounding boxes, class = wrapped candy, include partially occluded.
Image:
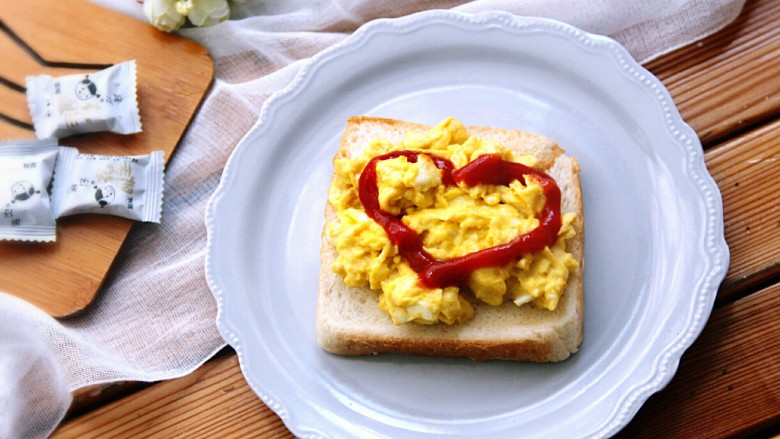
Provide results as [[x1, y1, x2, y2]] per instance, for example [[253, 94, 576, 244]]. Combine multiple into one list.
[[0, 139, 60, 242], [51, 149, 164, 223], [26, 61, 141, 139]]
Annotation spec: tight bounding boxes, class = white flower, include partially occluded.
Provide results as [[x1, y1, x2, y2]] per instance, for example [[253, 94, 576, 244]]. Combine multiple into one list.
[[175, 0, 194, 16], [187, 0, 230, 27], [143, 0, 186, 32]]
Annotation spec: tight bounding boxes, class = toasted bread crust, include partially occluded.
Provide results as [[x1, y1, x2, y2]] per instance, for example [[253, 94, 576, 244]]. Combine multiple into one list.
[[316, 117, 583, 362]]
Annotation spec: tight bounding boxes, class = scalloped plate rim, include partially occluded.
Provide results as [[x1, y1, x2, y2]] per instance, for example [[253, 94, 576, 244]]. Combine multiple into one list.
[[204, 10, 729, 438]]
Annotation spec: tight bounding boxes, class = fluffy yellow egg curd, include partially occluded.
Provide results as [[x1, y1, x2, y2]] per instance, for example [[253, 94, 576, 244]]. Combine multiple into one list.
[[327, 118, 579, 325]]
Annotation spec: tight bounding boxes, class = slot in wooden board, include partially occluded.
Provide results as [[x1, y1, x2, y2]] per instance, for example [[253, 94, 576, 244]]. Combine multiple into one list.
[[0, 0, 213, 317]]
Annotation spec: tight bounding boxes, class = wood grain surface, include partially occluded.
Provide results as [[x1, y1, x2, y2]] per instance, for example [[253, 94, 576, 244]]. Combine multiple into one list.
[[705, 119, 780, 300], [0, 0, 213, 317], [54, 0, 780, 437], [645, 0, 780, 147], [54, 354, 293, 439], [615, 282, 780, 438]]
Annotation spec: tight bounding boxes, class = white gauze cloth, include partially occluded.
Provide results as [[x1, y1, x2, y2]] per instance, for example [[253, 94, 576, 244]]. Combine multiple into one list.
[[0, 0, 744, 437]]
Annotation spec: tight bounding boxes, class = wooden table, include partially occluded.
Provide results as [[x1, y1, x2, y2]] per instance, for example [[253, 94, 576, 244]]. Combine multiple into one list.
[[51, 0, 780, 437]]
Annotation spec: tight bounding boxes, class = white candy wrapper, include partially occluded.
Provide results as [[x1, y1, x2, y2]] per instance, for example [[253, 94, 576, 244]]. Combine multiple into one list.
[[51, 149, 164, 223], [26, 60, 142, 139], [0, 139, 59, 242]]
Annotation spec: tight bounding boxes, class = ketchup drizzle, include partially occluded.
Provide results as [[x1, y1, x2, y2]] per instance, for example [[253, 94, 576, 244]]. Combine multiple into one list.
[[358, 151, 562, 288]]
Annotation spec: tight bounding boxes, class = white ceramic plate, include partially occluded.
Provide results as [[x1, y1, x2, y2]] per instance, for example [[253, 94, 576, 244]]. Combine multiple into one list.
[[205, 11, 729, 438]]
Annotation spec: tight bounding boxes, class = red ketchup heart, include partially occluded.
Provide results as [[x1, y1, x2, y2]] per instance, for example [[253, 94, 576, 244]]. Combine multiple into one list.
[[358, 151, 562, 288]]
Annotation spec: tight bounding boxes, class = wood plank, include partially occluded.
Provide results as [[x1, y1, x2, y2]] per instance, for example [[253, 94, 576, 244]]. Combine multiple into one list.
[[55, 281, 780, 438], [0, 0, 213, 317], [53, 354, 293, 439], [705, 118, 780, 300], [615, 281, 780, 438], [648, 0, 780, 147]]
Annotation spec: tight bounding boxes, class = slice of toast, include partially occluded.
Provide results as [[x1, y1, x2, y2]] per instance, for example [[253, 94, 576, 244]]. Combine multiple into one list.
[[317, 117, 583, 362]]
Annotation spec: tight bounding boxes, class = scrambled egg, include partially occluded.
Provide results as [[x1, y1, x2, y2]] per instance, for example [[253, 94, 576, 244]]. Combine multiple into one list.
[[327, 118, 579, 325]]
